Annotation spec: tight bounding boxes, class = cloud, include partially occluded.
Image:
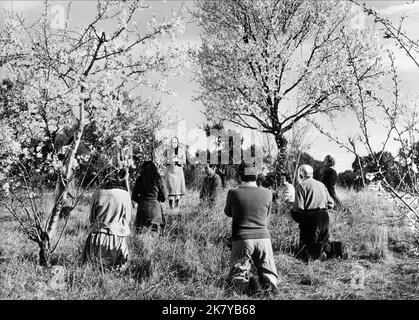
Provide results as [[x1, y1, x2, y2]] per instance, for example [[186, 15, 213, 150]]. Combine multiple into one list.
[[378, 2, 419, 16]]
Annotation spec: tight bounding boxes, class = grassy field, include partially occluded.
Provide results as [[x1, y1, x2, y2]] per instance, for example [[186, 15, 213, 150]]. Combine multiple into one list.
[[0, 187, 418, 300]]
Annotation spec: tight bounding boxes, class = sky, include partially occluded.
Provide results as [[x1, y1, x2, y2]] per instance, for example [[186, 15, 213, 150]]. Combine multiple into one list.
[[1, 0, 419, 172]]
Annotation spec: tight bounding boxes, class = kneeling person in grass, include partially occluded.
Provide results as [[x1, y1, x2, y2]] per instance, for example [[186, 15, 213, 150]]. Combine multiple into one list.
[[224, 163, 279, 295], [132, 161, 168, 233], [291, 164, 345, 261], [200, 164, 222, 208], [83, 168, 132, 270]]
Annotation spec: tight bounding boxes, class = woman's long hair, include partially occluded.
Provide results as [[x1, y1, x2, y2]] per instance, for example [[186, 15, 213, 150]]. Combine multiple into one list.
[[323, 155, 336, 167], [137, 161, 161, 194], [171, 136, 179, 155]]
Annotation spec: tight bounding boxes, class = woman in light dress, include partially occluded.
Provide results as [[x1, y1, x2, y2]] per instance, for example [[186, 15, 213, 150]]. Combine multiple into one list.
[[164, 137, 186, 209]]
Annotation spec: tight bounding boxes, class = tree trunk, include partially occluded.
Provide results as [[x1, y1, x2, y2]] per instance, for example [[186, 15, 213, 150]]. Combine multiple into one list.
[[274, 133, 288, 187], [47, 104, 85, 238], [38, 232, 51, 267]]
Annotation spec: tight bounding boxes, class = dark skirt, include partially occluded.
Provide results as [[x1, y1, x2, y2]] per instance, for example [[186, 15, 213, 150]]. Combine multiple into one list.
[[135, 199, 165, 232]]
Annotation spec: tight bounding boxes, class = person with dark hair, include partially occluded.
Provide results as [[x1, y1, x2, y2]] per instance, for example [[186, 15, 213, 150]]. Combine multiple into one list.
[[200, 164, 222, 207], [276, 173, 295, 215], [256, 173, 266, 187], [224, 163, 279, 295], [164, 137, 186, 209], [256, 166, 275, 189], [132, 161, 168, 233], [321, 155, 342, 210], [83, 167, 132, 270]]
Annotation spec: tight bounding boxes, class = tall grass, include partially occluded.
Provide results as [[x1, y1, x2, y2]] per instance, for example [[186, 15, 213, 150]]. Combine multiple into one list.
[[0, 187, 418, 300]]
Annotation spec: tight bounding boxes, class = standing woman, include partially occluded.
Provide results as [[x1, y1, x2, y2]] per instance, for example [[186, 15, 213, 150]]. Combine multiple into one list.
[[83, 168, 132, 270], [321, 155, 343, 210], [164, 137, 186, 209], [132, 161, 168, 233]]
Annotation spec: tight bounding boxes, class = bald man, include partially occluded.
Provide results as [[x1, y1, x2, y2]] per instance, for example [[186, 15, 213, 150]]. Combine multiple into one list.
[[291, 165, 335, 261]]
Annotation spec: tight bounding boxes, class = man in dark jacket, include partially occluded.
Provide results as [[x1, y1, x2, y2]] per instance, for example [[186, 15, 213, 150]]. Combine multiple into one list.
[[200, 164, 222, 207]]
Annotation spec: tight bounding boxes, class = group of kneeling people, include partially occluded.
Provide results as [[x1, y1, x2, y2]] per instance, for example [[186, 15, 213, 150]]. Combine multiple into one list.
[[82, 160, 346, 295]]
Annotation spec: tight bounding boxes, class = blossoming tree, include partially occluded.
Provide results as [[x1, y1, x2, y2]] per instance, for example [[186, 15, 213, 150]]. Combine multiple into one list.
[[0, 0, 184, 265], [192, 0, 383, 174]]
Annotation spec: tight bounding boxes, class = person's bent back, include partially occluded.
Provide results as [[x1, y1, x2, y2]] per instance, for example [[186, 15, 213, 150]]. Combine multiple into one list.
[[293, 177, 334, 214], [225, 185, 272, 240], [83, 168, 132, 270]]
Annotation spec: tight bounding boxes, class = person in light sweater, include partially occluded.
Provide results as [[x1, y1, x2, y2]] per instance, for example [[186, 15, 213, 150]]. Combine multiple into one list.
[[276, 172, 295, 216], [280, 173, 295, 203], [291, 164, 335, 261]]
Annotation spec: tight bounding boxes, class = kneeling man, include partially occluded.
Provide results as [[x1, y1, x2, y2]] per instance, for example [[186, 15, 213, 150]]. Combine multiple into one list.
[[200, 164, 222, 207], [291, 164, 335, 261], [224, 163, 279, 294]]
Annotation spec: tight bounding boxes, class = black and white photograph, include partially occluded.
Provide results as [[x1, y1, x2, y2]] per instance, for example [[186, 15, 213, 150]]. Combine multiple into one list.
[[0, 0, 418, 307]]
